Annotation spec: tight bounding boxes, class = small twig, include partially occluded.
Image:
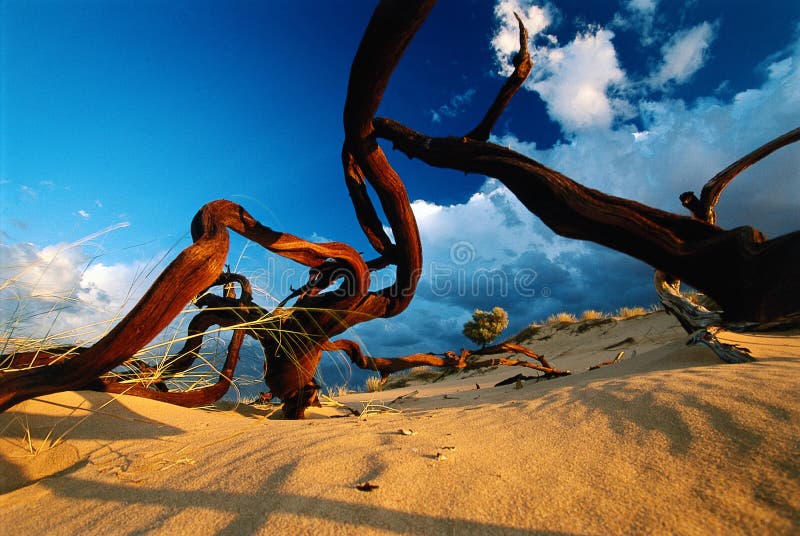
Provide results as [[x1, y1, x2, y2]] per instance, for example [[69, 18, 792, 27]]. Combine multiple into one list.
[[589, 351, 625, 371], [388, 390, 419, 406]]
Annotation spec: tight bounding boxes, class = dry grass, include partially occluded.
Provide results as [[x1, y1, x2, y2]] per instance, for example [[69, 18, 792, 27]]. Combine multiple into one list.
[[614, 306, 648, 319], [546, 312, 578, 324], [365, 376, 383, 392], [0, 231, 307, 454], [381, 366, 444, 390], [325, 384, 351, 398], [580, 309, 607, 321]]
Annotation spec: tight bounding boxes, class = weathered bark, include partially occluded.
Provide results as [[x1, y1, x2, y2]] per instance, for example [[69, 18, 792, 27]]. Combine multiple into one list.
[[466, 13, 531, 142], [687, 327, 754, 364], [373, 118, 800, 322], [324, 339, 570, 381], [680, 127, 800, 225], [0, 1, 433, 418], [654, 271, 722, 334], [1, 0, 797, 419]]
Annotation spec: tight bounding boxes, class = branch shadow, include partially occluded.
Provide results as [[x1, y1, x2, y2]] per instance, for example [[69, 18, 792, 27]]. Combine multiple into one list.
[[37, 460, 571, 535], [0, 392, 184, 493]]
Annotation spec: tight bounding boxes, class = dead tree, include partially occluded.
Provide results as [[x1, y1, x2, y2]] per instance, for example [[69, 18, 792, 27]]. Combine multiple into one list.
[[323, 339, 571, 383], [1, 0, 798, 418]]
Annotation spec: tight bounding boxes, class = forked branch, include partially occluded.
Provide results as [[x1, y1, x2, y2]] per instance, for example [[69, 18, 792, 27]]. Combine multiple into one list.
[[680, 127, 800, 224]]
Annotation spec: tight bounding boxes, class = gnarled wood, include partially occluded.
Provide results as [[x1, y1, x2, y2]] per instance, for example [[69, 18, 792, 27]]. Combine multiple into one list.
[[680, 127, 800, 224], [1, 1, 797, 419], [372, 118, 800, 322], [688, 327, 754, 364], [323, 339, 570, 382], [654, 271, 722, 333], [0, 200, 369, 412], [96, 329, 247, 407], [466, 12, 531, 141]]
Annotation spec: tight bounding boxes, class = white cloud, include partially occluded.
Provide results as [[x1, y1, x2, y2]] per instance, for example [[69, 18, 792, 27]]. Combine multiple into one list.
[[351, 178, 657, 356], [1, 240, 162, 346], [490, 2, 627, 133], [650, 22, 716, 87], [78, 209, 90, 219], [492, 0, 554, 75], [353, 27, 800, 358], [613, 0, 661, 46], [529, 27, 627, 132], [495, 32, 800, 237], [430, 88, 477, 123], [627, 0, 657, 14]]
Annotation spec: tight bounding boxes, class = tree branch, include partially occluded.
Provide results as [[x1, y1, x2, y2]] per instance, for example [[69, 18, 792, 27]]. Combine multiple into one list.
[[680, 127, 800, 224], [466, 12, 532, 141], [372, 118, 800, 322], [323, 339, 570, 382], [0, 200, 368, 412]]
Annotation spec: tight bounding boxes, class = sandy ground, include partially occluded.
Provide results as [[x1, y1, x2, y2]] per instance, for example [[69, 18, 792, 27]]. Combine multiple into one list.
[[1, 311, 799, 534]]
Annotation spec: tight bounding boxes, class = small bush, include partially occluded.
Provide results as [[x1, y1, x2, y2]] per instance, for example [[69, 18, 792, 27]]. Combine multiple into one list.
[[614, 306, 647, 319], [463, 306, 509, 348], [580, 310, 607, 321], [546, 312, 578, 324]]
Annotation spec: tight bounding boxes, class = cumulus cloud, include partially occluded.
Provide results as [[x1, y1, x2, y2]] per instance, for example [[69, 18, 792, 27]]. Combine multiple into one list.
[[650, 22, 717, 87], [1, 240, 161, 346], [492, 0, 554, 74], [350, 179, 655, 357], [529, 27, 627, 132], [491, 2, 627, 133], [496, 32, 800, 236]]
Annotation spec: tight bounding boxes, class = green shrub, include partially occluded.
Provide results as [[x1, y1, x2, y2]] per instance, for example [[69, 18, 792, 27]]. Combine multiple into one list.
[[463, 307, 509, 348]]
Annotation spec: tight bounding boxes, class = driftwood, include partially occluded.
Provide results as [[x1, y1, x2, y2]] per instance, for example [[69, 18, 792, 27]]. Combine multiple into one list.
[[658, 128, 800, 360], [588, 351, 625, 371], [1, 0, 798, 418], [323, 339, 570, 384]]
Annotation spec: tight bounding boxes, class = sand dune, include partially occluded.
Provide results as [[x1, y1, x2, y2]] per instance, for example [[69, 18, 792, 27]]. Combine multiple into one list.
[[2, 311, 798, 534]]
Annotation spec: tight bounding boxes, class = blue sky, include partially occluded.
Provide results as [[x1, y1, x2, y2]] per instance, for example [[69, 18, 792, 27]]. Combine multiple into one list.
[[2, 1, 799, 383]]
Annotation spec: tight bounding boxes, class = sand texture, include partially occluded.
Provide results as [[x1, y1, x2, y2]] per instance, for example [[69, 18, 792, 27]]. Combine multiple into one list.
[[2, 311, 799, 534]]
